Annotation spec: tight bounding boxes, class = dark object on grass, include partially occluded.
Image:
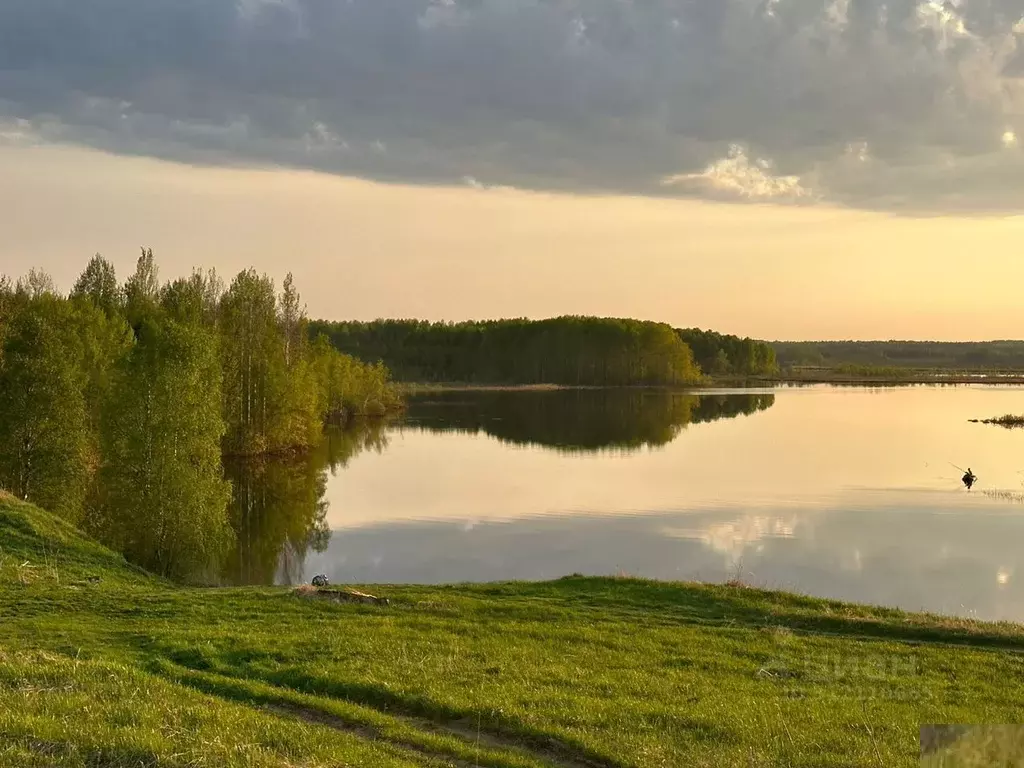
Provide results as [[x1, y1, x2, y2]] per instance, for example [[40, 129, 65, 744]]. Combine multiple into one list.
[[311, 574, 329, 587], [962, 469, 977, 490]]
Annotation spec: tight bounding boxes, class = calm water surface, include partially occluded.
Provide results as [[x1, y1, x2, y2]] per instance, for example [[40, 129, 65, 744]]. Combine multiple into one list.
[[227, 385, 1024, 622]]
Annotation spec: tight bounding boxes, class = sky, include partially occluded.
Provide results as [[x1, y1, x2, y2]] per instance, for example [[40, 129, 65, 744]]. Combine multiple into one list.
[[4, 0, 1024, 340]]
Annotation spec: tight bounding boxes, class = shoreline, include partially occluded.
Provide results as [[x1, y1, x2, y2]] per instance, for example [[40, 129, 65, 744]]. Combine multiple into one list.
[[4, 495, 1024, 765], [397, 374, 1024, 393]]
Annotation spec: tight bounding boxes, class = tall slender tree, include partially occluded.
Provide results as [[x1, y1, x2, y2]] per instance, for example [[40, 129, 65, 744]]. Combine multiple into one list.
[[16, 268, 57, 299], [71, 255, 121, 318], [99, 313, 232, 580], [0, 275, 14, 369], [0, 297, 90, 521], [161, 268, 224, 327], [218, 269, 284, 455], [123, 247, 160, 326]]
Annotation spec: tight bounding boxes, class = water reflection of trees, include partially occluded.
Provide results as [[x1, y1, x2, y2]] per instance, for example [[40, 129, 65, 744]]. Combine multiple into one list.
[[221, 421, 389, 585], [404, 390, 775, 453], [218, 392, 774, 584]]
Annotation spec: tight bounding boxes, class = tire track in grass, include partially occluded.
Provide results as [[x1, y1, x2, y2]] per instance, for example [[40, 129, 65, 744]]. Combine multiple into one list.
[[155, 659, 613, 768]]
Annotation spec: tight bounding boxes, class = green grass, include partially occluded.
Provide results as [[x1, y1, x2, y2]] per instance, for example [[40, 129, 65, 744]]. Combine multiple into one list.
[[3, 492, 1024, 767]]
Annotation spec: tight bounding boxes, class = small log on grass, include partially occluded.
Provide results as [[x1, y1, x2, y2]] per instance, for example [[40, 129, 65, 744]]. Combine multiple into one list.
[[294, 584, 390, 606]]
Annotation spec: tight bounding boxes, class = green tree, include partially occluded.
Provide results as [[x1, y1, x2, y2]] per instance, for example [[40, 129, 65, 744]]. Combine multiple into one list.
[[279, 273, 304, 368], [274, 273, 322, 450], [65, 297, 133, 476], [161, 268, 223, 327], [712, 349, 731, 376], [0, 297, 90, 521], [218, 269, 286, 455], [124, 247, 160, 325], [71, 255, 121, 318], [98, 314, 232, 580], [0, 275, 14, 368], [309, 316, 703, 387], [16, 268, 57, 299]]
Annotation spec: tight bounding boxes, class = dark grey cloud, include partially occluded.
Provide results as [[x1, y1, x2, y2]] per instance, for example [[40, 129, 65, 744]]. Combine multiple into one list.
[[2, 0, 1024, 212]]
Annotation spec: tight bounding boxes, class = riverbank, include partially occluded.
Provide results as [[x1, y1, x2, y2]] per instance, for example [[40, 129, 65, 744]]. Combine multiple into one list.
[[397, 371, 1024, 393], [3, 493, 1024, 767], [395, 382, 586, 395]]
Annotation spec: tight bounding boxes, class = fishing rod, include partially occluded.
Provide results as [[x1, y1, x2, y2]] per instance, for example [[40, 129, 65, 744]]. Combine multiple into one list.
[[948, 462, 977, 488]]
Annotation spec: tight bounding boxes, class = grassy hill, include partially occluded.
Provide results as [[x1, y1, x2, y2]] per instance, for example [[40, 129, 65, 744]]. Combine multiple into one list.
[[2, 491, 1024, 767]]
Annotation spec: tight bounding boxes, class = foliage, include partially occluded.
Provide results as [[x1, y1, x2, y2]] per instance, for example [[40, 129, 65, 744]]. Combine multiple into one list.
[[4, 496, 1024, 767], [15, 267, 57, 299], [310, 316, 704, 386], [70, 255, 121, 318], [677, 327, 779, 377], [773, 340, 1024, 371], [0, 297, 91, 522], [218, 269, 291, 455], [123, 247, 161, 324], [0, 275, 12, 369], [160, 267, 224, 327], [310, 335, 402, 420], [0, 255, 400, 580], [97, 314, 233, 581]]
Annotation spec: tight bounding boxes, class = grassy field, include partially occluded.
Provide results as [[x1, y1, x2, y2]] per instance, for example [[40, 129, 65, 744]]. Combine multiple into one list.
[[2, 492, 1024, 767]]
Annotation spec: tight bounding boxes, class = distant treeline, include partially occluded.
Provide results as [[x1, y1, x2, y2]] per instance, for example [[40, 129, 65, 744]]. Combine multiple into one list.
[[309, 317, 778, 385], [773, 341, 1024, 370], [677, 328, 778, 377], [0, 252, 400, 579]]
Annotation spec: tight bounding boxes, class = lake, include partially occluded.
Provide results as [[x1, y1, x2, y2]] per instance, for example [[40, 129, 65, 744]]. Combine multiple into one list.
[[224, 384, 1024, 622]]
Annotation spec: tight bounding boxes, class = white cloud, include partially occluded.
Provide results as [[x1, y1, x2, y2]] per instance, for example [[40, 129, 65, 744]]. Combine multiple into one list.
[[662, 145, 813, 201]]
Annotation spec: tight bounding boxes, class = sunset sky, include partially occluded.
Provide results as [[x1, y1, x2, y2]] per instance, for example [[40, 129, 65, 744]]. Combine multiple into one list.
[[4, 0, 1024, 341]]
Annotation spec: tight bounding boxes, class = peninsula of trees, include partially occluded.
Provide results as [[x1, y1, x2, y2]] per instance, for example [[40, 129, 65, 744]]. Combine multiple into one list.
[[309, 318, 778, 385], [0, 252, 400, 579]]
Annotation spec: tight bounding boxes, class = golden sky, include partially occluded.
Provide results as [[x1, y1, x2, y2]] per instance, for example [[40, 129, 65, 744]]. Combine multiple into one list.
[[3, 142, 1024, 342]]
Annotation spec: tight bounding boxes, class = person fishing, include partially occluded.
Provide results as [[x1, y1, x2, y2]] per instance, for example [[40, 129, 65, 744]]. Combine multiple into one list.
[[962, 468, 976, 489]]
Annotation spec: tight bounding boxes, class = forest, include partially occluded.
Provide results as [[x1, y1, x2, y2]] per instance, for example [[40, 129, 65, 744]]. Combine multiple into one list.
[[0, 252, 400, 580], [309, 317, 778, 385], [772, 340, 1024, 370], [677, 327, 778, 377]]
